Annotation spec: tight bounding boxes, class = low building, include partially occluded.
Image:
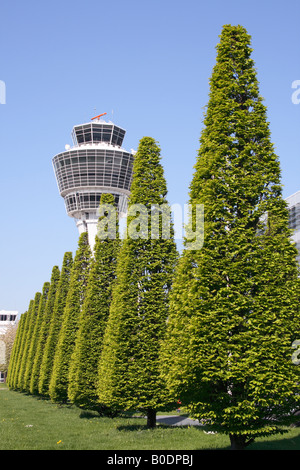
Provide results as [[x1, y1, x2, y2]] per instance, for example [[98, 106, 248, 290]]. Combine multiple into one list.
[[286, 191, 300, 265], [0, 311, 18, 382]]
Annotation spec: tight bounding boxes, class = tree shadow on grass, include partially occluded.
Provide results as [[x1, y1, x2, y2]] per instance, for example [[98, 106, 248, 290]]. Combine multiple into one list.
[[79, 410, 100, 420], [116, 420, 206, 433], [79, 409, 137, 420], [247, 431, 300, 450], [117, 424, 152, 432], [115, 421, 300, 450]]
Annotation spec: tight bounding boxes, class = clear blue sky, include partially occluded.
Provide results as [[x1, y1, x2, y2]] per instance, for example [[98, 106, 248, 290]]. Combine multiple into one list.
[[0, 0, 299, 314]]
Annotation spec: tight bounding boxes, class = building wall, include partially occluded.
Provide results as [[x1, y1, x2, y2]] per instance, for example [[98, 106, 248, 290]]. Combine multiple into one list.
[[0, 311, 18, 382], [0, 338, 6, 381], [0, 338, 5, 365], [286, 191, 300, 265]]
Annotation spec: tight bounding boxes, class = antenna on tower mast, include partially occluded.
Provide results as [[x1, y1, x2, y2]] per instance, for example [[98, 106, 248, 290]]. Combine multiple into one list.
[[91, 112, 107, 121]]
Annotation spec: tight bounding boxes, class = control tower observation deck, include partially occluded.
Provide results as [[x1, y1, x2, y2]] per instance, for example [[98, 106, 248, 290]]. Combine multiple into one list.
[[52, 114, 134, 247]]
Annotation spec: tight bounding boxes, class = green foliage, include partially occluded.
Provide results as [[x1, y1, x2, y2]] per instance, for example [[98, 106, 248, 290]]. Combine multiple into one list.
[[25, 283, 50, 393], [14, 301, 34, 390], [68, 194, 120, 412], [38, 252, 73, 397], [49, 232, 92, 403], [98, 137, 178, 424], [17, 292, 41, 391], [29, 266, 60, 395], [161, 24, 300, 449], [6, 308, 28, 389]]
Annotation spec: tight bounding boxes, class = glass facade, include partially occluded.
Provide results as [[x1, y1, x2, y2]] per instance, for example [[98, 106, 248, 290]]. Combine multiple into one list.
[[53, 148, 133, 194], [72, 123, 126, 147], [286, 191, 300, 265], [65, 191, 127, 216], [288, 203, 300, 232]]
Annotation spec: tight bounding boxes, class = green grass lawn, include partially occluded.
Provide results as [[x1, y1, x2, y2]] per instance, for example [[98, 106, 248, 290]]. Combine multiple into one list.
[[1, 384, 300, 450]]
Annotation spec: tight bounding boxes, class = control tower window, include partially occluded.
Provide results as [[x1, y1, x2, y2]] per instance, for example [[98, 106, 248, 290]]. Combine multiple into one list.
[[93, 131, 101, 142], [84, 132, 91, 142], [77, 133, 84, 143], [103, 132, 111, 142]]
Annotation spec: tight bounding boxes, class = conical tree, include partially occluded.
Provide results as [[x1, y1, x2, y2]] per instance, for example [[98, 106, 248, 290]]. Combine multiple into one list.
[[14, 300, 34, 390], [6, 307, 28, 389], [17, 291, 42, 391], [97, 137, 178, 427], [68, 194, 120, 412], [29, 266, 60, 395], [24, 282, 50, 393], [161, 24, 300, 449], [38, 252, 73, 397], [49, 232, 92, 403]]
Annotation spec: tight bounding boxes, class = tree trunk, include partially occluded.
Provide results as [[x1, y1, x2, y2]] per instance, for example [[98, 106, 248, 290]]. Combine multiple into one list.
[[229, 434, 247, 450], [147, 408, 156, 428]]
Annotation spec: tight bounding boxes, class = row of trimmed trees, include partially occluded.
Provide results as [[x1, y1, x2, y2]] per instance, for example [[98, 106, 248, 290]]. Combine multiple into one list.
[[7, 136, 178, 430], [6, 24, 300, 449]]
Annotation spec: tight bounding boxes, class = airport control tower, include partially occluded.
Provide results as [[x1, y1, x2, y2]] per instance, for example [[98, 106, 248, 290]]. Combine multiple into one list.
[[52, 113, 134, 247]]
